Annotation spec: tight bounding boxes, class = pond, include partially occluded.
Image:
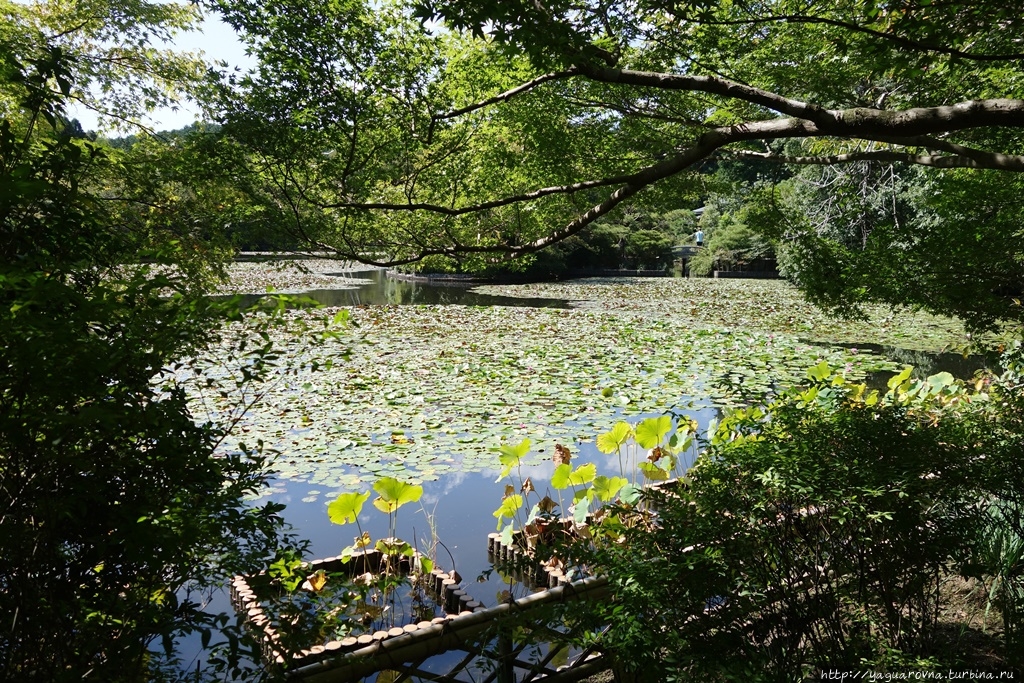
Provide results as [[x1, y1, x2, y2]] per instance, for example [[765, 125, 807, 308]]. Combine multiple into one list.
[[187, 264, 988, 677], [229, 268, 571, 309]]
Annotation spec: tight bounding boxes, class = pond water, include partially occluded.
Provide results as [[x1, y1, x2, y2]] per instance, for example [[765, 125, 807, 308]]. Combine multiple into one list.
[[271, 403, 716, 601], [235, 268, 571, 309], [191, 269, 988, 678], [831, 341, 993, 385], [263, 272, 980, 594]]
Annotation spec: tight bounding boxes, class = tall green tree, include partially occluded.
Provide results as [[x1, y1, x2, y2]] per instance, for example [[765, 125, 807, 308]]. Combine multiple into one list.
[[1, 0, 211, 129]]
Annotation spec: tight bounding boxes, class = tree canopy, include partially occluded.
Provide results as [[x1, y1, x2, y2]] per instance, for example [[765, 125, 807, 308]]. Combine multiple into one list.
[[208, 0, 1024, 326]]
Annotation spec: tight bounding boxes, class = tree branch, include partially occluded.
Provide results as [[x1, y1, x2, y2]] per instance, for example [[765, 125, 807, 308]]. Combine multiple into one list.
[[669, 12, 1024, 62], [431, 67, 579, 122], [577, 66, 1024, 139], [565, 95, 708, 127], [318, 172, 638, 214], [729, 148, 1024, 171], [577, 65, 829, 122], [468, 126, 776, 255]]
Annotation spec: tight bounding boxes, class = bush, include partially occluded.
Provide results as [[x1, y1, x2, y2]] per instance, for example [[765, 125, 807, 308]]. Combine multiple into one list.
[[573, 367, 1018, 679]]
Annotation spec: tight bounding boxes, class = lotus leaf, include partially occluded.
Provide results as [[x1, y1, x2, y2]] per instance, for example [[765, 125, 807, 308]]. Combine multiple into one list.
[[371, 477, 423, 514], [596, 422, 634, 454], [493, 494, 523, 529], [591, 475, 628, 502], [327, 491, 371, 525], [635, 415, 673, 449]]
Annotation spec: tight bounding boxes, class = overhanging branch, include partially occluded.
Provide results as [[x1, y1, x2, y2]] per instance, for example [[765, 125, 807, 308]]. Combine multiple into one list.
[[577, 65, 828, 122], [318, 172, 638, 214]]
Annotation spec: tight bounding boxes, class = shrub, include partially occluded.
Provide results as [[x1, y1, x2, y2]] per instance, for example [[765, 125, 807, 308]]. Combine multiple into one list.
[[572, 366, 1016, 679]]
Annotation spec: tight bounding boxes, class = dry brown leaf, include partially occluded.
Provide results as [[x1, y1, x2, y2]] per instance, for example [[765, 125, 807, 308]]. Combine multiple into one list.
[[648, 446, 666, 462], [537, 495, 558, 513]]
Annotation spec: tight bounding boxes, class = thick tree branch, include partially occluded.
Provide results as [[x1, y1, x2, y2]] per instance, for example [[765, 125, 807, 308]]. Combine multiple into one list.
[[510, 129, 751, 254], [871, 134, 1024, 168], [577, 65, 829, 122], [816, 100, 1024, 137], [577, 66, 1024, 139]]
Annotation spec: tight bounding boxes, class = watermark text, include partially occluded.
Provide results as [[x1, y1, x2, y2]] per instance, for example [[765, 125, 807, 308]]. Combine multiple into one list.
[[820, 670, 1016, 682]]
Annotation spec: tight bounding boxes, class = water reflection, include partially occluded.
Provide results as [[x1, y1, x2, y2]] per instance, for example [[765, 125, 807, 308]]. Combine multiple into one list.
[[234, 269, 571, 309], [824, 341, 995, 387], [270, 401, 719, 611]]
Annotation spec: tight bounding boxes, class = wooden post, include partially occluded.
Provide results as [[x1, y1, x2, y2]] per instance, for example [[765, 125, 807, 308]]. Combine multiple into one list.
[[496, 618, 514, 683]]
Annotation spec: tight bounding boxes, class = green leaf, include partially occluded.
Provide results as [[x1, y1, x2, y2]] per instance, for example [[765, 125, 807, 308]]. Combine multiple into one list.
[[596, 421, 633, 454], [620, 484, 642, 505], [926, 371, 955, 393], [573, 495, 591, 525], [807, 360, 831, 381], [499, 438, 531, 461], [372, 477, 423, 513], [376, 538, 413, 556], [493, 494, 523, 529], [887, 366, 914, 391], [635, 415, 672, 449], [638, 461, 670, 481], [327, 491, 371, 525], [591, 475, 627, 502], [551, 463, 573, 489], [340, 545, 355, 563], [568, 463, 597, 487], [420, 556, 434, 575], [669, 434, 693, 454], [497, 440, 532, 479], [498, 438, 531, 478]]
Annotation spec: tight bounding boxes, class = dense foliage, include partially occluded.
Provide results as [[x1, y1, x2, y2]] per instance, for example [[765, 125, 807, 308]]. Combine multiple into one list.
[[756, 165, 1024, 330], [566, 365, 1024, 677], [0, 5, 305, 679]]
